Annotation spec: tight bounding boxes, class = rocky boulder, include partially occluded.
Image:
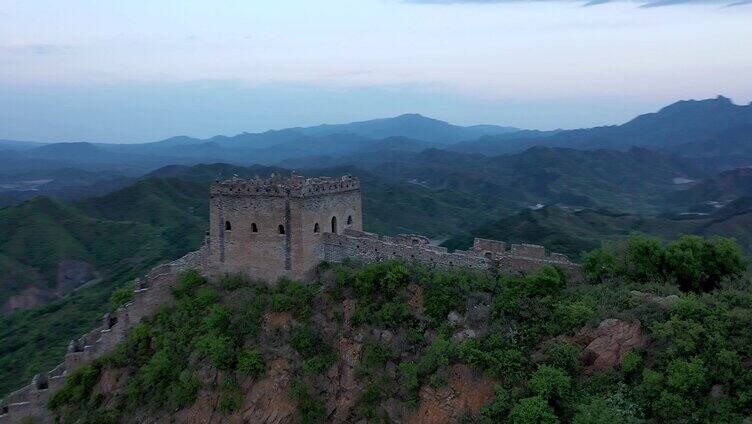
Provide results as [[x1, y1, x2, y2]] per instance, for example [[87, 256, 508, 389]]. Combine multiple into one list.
[[581, 319, 646, 374]]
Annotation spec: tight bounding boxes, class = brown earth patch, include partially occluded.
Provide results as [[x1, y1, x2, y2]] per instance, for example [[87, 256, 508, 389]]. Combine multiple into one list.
[[408, 364, 494, 424]]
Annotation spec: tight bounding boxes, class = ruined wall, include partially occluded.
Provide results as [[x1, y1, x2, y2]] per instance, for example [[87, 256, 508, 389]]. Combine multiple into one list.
[[323, 230, 578, 276], [0, 246, 211, 424]]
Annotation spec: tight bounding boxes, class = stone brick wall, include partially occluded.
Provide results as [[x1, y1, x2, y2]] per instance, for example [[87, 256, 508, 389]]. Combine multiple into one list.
[[322, 230, 578, 277], [0, 246, 210, 424], [209, 174, 362, 282]]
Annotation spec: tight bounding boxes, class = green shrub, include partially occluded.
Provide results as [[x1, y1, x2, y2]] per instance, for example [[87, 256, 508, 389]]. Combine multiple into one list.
[[399, 362, 420, 394], [639, 369, 664, 400], [422, 270, 479, 321], [619, 350, 642, 375], [359, 342, 395, 377], [217, 378, 243, 413], [378, 298, 413, 327], [351, 261, 410, 298], [417, 337, 455, 377], [203, 304, 232, 334], [218, 274, 250, 291], [553, 299, 596, 333], [528, 365, 571, 403], [290, 325, 327, 358], [303, 353, 337, 375], [582, 247, 617, 283], [624, 235, 665, 282], [170, 371, 200, 409], [48, 363, 102, 410], [524, 266, 566, 297], [572, 396, 631, 424], [665, 357, 706, 394], [545, 342, 583, 375], [109, 282, 134, 312], [664, 236, 745, 292], [653, 390, 693, 421], [237, 349, 266, 376], [509, 396, 559, 424], [652, 316, 705, 357], [172, 270, 206, 299], [196, 333, 235, 370], [711, 349, 742, 384], [583, 235, 746, 292], [271, 279, 316, 319]]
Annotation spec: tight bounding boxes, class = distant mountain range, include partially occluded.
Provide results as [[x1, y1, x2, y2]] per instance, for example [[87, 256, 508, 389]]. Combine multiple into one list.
[[1, 97, 749, 174], [452, 96, 752, 159]]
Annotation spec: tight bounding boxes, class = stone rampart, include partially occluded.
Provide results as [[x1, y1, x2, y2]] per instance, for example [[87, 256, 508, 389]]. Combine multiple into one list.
[[0, 246, 210, 424], [323, 231, 577, 276]]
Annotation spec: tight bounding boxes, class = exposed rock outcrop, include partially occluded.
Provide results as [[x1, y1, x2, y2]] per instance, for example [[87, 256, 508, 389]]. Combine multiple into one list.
[[581, 319, 646, 374], [408, 364, 495, 424]]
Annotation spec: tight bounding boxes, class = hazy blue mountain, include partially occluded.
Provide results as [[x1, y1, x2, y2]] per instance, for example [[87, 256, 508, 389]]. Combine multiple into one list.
[[293, 113, 518, 144], [0, 139, 46, 150], [452, 96, 752, 157]]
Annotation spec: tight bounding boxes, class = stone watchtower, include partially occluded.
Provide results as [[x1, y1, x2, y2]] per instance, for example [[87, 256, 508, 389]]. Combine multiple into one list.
[[209, 174, 362, 281]]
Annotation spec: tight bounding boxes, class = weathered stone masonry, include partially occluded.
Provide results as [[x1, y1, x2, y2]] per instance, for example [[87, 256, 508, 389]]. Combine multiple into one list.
[[209, 174, 363, 282], [322, 231, 576, 275], [0, 174, 577, 423]]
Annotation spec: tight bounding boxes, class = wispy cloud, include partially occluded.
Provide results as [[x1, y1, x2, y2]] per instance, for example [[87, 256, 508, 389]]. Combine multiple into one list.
[[1, 43, 71, 55], [404, 0, 752, 7]]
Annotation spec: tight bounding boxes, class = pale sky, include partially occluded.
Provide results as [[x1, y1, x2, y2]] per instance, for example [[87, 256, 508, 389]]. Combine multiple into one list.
[[1, 0, 751, 143]]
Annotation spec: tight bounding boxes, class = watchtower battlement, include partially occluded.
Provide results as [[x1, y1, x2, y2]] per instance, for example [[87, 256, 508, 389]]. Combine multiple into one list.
[[209, 173, 363, 281], [210, 174, 360, 198]]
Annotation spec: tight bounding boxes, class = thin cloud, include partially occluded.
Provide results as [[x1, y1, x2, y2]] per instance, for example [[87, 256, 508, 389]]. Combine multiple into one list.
[[1, 43, 71, 55], [404, 0, 751, 6]]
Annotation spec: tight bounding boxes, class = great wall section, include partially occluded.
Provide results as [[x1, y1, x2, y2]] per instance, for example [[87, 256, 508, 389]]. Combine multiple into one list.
[[0, 246, 211, 424], [0, 175, 578, 423]]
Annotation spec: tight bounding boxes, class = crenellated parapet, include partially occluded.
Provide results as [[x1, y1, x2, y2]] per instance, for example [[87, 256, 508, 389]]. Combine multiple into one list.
[[210, 174, 360, 198]]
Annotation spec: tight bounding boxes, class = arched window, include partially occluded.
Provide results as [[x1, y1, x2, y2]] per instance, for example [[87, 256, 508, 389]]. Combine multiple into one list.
[[331, 216, 338, 234], [347, 215, 353, 225], [251, 223, 258, 233], [314, 223, 320, 233], [225, 221, 232, 231], [278, 224, 285, 235]]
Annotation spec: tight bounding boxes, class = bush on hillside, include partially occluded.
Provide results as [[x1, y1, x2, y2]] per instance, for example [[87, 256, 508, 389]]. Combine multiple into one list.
[[582, 235, 746, 291]]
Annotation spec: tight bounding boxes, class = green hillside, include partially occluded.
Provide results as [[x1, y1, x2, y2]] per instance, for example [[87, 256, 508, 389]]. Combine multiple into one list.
[[46, 244, 752, 423], [444, 204, 752, 260], [372, 147, 704, 215], [0, 197, 171, 310]]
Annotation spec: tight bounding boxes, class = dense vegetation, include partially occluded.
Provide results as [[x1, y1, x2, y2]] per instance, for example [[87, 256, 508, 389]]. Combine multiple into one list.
[[46, 235, 751, 423], [443, 204, 752, 260]]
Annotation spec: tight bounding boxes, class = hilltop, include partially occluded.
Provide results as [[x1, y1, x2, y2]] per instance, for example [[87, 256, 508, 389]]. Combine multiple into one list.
[[17, 238, 752, 423]]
